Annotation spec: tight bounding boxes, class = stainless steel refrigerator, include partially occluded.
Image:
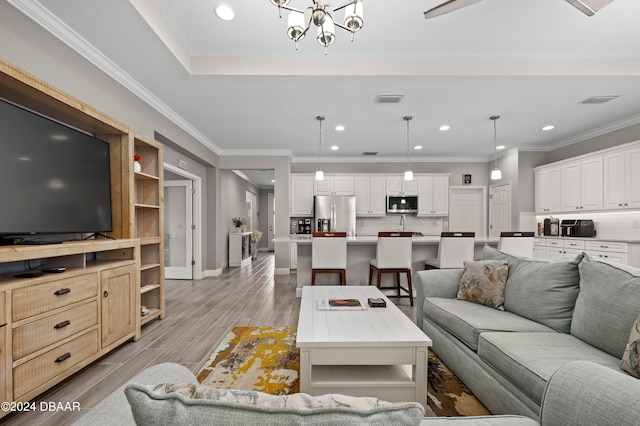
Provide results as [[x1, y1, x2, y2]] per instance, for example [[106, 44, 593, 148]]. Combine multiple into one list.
[[314, 195, 356, 237]]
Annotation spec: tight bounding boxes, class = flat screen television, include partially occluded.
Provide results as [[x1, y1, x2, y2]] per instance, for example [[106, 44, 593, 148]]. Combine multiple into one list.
[[0, 98, 113, 237]]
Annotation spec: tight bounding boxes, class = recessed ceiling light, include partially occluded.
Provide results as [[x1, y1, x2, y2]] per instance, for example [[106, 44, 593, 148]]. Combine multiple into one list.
[[542, 125, 555, 131], [496, 145, 505, 150], [439, 125, 450, 131], [271, 179, 275, 183], [335, 125, 345, 132], [331, 145, 339, 150], [414, 145, 423, 150], [215, 5, 235, 21]]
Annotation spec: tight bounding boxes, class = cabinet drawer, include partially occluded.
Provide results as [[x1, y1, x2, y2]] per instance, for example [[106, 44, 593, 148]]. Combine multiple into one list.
[[545, 239, 563, 247], [13, 329, 98, 400], [12, 273, 98, 322], [13, 300, 98, 360], [563, 240, 585, 250], [586, 251, 629, 266], [585, 241, 628, 253]]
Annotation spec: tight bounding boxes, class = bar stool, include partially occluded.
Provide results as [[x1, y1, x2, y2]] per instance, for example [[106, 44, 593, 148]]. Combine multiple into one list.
[[311, 232, 347, 285], [424, 232, 475, 270], [369, 232, 413, 306], [498, 231, 535, 257]]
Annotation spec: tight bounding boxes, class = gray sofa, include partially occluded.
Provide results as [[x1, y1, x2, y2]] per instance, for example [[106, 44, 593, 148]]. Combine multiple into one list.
[[415, 245, 640, 423], [74, 359, 639, 425]]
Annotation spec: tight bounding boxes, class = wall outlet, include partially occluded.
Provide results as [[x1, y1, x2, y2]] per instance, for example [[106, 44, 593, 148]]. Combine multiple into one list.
[[632, 219, 640, 228]]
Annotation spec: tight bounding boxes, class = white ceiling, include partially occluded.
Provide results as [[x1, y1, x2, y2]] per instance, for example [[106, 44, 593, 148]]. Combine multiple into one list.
[[10, 0, 640, 164]]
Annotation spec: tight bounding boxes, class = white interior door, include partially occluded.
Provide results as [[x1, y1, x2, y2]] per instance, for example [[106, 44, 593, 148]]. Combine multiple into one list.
[[449, 187, 486, 236], [268, 193, 275, 251], [164, 180, 193, 279], [489, 183, 512, 237]]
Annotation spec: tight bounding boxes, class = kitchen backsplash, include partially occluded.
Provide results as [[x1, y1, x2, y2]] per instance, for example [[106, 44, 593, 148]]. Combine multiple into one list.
[[356, 216, 446, 236]]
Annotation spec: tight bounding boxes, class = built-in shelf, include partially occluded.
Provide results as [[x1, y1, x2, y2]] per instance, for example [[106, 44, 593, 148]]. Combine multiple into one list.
[[141, 284, 160, 294]]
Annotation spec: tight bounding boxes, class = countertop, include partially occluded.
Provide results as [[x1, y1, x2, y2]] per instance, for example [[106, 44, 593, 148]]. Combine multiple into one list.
[[535, 236, 640, 243], [278, 235, 499, 245]]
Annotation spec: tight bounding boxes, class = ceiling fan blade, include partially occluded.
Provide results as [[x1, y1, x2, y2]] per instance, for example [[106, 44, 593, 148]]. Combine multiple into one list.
[[424, 0, 482, 19], [565, 0, 615, 16]]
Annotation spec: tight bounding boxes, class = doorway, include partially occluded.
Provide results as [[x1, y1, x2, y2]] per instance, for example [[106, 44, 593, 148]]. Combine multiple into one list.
[[163, 164, 202, 280], [489, 183, 512, 237]]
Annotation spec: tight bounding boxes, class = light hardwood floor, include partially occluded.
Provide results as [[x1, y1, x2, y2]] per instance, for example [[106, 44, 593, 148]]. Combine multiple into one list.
[[2, 252, 416, 425]]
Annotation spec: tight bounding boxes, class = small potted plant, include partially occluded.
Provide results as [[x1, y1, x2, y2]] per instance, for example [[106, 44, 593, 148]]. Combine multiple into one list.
[[232, 217, 247, 232], [134, 154, 142, 173]]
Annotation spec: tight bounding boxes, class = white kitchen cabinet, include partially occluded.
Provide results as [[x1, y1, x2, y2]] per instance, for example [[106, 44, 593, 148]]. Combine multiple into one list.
[[417, 176, 449, 216], [561, 157, 603, 212], [386, 176, 418, 196], [604, 146, 640, 210], [291, 175, 314, 216], [354, 177, 386, 216], [314, 176, 355, 195], [534, 166, 562, 213], [586, 240, 629, 265], [544, 239, 565, 260], [533, 239, 546, 259]]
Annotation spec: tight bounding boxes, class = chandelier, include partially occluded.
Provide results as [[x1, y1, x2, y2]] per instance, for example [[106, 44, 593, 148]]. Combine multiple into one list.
[[269, 0, 365, 54]]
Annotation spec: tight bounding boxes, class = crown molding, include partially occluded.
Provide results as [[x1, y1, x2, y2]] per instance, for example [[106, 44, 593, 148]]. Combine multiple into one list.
[[220, 149, 293, 157], [547, 112, 640, 151], [8, 0, 222, 155], [292, 155, 488, 163]]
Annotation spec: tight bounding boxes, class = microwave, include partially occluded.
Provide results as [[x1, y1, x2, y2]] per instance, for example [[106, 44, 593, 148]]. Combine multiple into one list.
[[387, 196, 418, 214]]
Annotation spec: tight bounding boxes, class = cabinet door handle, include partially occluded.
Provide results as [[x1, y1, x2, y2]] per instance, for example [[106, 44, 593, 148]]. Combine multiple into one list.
[[54, 288, 71, 296], [103, 290, 109, 298], [55, 352, 71, 363], [54, 320, 71, 329]]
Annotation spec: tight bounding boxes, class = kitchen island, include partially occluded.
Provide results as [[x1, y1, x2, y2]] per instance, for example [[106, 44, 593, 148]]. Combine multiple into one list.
[[279, 235, 499, 294]]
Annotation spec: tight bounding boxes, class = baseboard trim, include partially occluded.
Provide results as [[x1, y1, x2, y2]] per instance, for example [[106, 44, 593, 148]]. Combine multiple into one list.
[[274, 267, 290, 275], [296, 287, 303, 298], [203, 268, 223, 277]]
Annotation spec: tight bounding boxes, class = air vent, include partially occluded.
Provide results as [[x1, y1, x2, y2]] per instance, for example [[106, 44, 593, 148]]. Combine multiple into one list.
[[362, 152, 378, 156], [375, 94, 404, 104], [580, 95, 620, 104]]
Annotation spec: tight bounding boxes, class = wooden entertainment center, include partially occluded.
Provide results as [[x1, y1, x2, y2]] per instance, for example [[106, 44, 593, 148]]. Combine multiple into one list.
[[0, 59, 165, 412]]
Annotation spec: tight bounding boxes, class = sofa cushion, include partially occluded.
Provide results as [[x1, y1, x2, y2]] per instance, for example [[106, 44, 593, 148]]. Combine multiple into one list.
[[482, 245, 582, 333], [456, 260, 509, 310], [620, 314, 640, 378], [478, 332, 622, 406], [571, 256, 640, 358], [125, 383, 425, 426], [423, 297, 555, 351]]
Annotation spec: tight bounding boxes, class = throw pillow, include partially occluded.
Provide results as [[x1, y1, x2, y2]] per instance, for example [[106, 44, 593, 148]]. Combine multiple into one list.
[[482, 244, 583, 333], [125, 383, 425, 426], [456, 259, 508, 310], [571, 255, 640, 359], [620, 314, 640, 378]]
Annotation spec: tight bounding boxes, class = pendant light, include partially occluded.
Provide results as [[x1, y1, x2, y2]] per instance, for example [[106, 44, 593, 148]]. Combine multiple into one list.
[[315, 116, 325, 181], [490, 115, 502, 181], [404, 116, 414, 181]]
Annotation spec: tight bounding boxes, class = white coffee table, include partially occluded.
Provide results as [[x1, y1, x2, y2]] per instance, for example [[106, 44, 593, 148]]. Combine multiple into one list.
[[296, 286, 432, 407]]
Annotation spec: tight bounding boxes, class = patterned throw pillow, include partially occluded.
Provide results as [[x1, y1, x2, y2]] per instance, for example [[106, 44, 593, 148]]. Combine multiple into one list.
[[621, 315, 640, 378], [456, 260, 509, 310]]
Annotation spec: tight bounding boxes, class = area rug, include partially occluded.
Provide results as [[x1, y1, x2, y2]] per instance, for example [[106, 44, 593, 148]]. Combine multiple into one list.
[[197, 326, 300, 395], [197, 326, 488, 417], [427, 350, 490, 417]]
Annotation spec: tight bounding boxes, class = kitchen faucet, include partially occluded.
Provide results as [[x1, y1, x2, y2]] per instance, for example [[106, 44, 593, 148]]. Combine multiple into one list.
[[400, 214, 405, 232]]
